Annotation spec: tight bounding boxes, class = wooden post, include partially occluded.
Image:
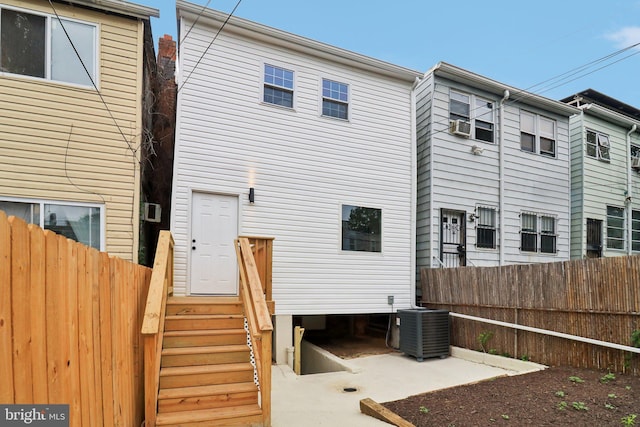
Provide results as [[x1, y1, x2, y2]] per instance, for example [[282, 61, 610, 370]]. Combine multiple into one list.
[[261, 331, 272, 427], [294, 326, 305, 375]]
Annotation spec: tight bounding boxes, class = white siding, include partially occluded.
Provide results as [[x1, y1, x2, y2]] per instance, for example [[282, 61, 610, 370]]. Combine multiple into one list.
[[416, 73, 572, 270], [172, 19, 416, 315]]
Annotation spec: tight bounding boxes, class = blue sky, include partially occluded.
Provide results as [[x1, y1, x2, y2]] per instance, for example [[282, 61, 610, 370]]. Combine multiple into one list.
[[139, 0, 640, 106]]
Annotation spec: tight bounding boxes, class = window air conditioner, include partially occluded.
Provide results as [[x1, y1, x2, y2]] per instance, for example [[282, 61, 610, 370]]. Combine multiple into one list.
[[632, 157, 640, 170], [398, 308, 450, 361], [450, 119, 471, 138]]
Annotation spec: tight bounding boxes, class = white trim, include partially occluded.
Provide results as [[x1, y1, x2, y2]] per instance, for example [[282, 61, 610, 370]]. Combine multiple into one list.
[[260, 61, 296, 110], [319, 76, 350, 121], [0, 196, 106, 251]]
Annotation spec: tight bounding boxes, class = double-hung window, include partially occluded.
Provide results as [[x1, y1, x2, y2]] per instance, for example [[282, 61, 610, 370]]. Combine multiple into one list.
[[322, 79, 348, 120], [341, 205, 381, 252], [586, 130, 610, 161], [0, 6, 97, 86], [606, 205, 625, 250], [520, 111, 557, 157], [263, 64, 294, 108], [449, 90, 494, 142], [632, 210, 640, 252], [520, 213, 557, 254], [0, 199, 103, 250], [476, 207, 496, 249]]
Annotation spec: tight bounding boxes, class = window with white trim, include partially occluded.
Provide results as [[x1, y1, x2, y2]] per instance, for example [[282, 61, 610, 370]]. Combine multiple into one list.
[[632, 210, 640, 252], [322, 78, 348, 120], [449, 90, 495, 142], [520, 111, 557, 157], [0, 6, 97, 86], [520, 213, 557, 253], [263, 64, 294, 108], [0, 199, 103, 250], [606, 205, 625, 250], [586, 129, 610, 161], [476, 207, 496, 249]]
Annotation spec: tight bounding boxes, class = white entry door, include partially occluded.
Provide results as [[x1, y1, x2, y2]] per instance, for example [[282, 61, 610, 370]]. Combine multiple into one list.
[[190, 192, 238, 295]]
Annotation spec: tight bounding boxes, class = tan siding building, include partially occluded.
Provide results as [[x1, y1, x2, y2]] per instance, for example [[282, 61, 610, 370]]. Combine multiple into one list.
[[0, 0, 158, 261]]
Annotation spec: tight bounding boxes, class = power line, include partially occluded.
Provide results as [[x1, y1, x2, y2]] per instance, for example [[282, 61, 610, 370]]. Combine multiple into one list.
[[47, 0, 138, 159], [179, 0, 212, 46], [178, 0, 243, 93]]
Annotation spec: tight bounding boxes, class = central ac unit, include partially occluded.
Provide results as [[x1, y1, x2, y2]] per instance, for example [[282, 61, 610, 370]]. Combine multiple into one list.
[[632, 157, 640, 170], [398, 308, 450, 362], [450, 119, 471, 137]]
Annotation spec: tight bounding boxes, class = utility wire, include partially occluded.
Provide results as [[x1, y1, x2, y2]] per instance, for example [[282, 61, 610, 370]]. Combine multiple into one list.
[[179, 0, 212, 45], [178, 0, 243, 93], [48, 0, 138, 159]]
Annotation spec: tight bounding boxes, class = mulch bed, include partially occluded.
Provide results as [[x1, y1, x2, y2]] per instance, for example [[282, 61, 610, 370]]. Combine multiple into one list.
[[383, 366, 640, 426]]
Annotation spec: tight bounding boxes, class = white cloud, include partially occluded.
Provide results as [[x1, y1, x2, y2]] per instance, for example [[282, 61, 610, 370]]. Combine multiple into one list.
[[605, 27, 640, 49]]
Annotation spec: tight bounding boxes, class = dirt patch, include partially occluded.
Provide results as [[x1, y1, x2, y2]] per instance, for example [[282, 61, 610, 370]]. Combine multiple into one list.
[[306, 335, 395, 359], [383, 366, 640, 426]]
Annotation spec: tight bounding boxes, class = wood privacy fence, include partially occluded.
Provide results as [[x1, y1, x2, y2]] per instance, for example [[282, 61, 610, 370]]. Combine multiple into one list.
[[0, 211, 152, 426], [421, 256, 640, 374]]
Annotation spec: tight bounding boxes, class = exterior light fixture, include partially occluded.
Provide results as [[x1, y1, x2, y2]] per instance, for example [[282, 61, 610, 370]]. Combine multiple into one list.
[[249, 187, 255, 204]]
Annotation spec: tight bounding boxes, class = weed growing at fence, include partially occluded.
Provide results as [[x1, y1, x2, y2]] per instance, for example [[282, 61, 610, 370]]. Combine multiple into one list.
[[478, 331, 494, 353], [601, 372, 616, 383]]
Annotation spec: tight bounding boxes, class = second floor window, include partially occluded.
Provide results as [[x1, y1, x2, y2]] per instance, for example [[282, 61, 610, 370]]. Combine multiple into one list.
[[322, 79, 348, 120], [342, 205, 381, 252], [520, 111, 557, 157], [263, 64, 294, 108], [449, 90, 494, 142], [586, 130, 610, 161], [0, 6, 97, 86]]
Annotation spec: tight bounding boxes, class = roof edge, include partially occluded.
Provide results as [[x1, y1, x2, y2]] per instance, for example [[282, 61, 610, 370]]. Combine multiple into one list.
[[580, 104, 640, 130], [431, 62, 580, 117], [176, 0, 422, 83], [64, 0, 159, 19]]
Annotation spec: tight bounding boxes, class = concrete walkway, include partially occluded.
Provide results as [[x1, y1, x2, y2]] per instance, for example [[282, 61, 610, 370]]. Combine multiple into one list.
[[271, 347, 545, 426]]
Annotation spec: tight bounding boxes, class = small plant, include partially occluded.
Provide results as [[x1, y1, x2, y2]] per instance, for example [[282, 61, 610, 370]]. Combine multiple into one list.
[[572, 401, 589, 411], [626, 386, 632, 391], [557, 401, 568, 410], [501, 414, 510, 420], [555, 390, 566, 397], [501, 352, 512, 358], [478, 331, 494, 353], [621, 414, 637, 426], [632, 330, 640, 348], [569, 376, 585, 384], [605, 403, 617, 410], [520, 354, 530, 361], [419, 406, 429, 414], [488, 349, 498, 355], [601, 372, 616, 383], [609, 393, 618, 399]]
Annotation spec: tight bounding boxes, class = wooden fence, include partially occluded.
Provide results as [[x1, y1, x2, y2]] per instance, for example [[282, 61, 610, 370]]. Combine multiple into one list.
[[421, 256, 640, 374], [0, 211, 152, 426]]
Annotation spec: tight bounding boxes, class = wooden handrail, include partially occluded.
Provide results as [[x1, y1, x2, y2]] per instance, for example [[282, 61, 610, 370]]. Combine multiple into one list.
[[141, 231, 174, 427], [235, 237, 273, 426]]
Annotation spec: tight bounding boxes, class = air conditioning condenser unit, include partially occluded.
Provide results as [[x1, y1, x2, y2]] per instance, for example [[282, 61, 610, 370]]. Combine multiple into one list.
[[398, 308, 450, 362]]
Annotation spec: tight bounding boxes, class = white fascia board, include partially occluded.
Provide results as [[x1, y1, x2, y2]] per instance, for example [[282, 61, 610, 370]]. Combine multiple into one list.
[[430, 62, 580, 117], [176, 0, 422, 83], [64, 0, 159, 19], [580, 103, 640, 131]]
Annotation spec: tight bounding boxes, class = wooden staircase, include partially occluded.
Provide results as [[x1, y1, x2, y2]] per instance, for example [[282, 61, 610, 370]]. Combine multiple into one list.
[[155, 296, 263, 426]]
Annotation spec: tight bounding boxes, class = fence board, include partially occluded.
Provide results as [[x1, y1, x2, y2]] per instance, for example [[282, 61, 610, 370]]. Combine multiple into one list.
[[0, 213, 151, 425], [422, 256, 640, 374], [0, 212, 14, 403]]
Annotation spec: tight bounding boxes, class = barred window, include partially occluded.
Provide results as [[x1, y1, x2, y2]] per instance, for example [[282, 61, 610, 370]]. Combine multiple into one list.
[[476, 207, 496, 249], [521, 213, 537, 252]]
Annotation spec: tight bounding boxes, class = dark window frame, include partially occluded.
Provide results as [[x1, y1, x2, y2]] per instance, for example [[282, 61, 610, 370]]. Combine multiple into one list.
[[341, 205, 382, 253]]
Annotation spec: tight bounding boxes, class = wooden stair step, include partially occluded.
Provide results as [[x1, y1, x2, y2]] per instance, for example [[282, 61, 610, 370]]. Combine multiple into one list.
[[161, 344, 250, 367], [167, 296, 243, 315], [158, 382, 258, 413], [164, 314, 244, 331], [163, 328, 246, 348], [155, 403, 262, 426], [159, 363, 254, 389]]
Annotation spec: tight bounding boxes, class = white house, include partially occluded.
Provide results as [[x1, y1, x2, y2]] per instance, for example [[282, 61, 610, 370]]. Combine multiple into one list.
[[173, 1, 422, 362], [561, 89, 640, 258], [415, 63, 579, 282]]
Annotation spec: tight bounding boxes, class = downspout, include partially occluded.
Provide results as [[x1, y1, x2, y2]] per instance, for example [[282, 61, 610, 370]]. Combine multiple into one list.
[[499, 89, 510, 266], [627, 124, 637, 255], [410, 75, 421, 308]]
